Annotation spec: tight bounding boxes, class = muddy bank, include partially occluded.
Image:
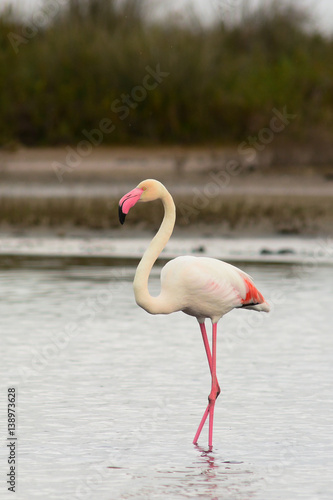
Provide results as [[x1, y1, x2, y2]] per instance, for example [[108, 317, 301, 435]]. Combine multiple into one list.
[[0, 147, 332, 235], [1, 145, 333, 183]]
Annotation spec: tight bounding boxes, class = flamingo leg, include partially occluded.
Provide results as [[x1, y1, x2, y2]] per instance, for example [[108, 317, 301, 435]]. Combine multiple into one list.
[[208, 323, 219, 448], [193, 404, 210, 445], [199, 322, 212, 373], [193, 322, 220, 448]]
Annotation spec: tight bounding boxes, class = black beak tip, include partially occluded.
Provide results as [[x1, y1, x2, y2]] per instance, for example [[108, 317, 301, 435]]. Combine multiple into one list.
[[118, 205, 126, 225]]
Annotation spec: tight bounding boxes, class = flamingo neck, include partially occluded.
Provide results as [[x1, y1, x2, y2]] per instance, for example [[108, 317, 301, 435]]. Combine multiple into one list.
[[133, 187, 175, 314]]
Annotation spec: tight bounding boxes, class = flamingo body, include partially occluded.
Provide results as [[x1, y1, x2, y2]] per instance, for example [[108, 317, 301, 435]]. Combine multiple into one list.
[[119, 179, 269, 448], [159, 256, 269, 323]]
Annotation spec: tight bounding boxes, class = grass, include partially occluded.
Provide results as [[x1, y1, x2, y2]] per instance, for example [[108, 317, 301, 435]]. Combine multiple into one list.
[[1, 0, 333, 147]]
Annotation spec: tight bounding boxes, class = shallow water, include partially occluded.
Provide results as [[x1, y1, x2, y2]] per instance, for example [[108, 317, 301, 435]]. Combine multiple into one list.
[[0, 247, 333, 499]]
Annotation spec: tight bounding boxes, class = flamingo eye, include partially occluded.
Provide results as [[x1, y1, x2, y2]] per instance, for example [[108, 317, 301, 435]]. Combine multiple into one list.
[[142, 186, 147, 191]]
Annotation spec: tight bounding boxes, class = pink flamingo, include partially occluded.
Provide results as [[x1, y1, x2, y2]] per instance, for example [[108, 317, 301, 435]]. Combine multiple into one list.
[[119, 179, 270, 448]]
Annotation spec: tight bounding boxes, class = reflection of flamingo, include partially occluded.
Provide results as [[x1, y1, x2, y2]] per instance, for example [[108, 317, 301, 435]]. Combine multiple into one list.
[[119, 179, 269, 448]]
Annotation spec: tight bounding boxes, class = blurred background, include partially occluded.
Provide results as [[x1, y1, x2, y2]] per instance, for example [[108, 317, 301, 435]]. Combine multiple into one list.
[[1, 3, 333, 500], [0, 0, 333, 234]]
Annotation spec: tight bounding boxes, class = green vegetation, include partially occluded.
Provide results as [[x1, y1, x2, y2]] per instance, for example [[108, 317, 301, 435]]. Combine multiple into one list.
[[1, 0, 333, 146]]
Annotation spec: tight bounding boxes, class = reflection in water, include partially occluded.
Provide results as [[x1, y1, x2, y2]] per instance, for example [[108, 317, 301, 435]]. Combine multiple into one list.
[[190, 445, 253, 500], [125, 444, 256, 500], [194, 444, 225, 500]]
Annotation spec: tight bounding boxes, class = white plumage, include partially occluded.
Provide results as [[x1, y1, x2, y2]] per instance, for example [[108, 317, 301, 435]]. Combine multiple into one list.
[[160, 255, 269, 323]]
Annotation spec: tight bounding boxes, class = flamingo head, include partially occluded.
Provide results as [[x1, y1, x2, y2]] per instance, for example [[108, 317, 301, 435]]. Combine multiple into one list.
[[118, 179, 163, 224]]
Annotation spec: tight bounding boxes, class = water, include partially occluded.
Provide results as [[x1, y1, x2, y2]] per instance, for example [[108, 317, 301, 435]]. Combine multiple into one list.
[[0, 243, 333, 500]]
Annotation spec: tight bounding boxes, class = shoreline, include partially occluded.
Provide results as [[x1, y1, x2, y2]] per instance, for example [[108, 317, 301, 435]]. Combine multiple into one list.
[[0, 233, 332, 267], [1, 147, 332, 236]]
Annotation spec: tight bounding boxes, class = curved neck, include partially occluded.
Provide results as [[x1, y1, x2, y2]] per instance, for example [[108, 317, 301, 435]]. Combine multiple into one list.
[[133, 187, 176, 313]]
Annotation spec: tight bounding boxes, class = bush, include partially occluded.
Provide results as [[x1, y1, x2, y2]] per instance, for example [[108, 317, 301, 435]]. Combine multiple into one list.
[[1, 0, 333, 146]]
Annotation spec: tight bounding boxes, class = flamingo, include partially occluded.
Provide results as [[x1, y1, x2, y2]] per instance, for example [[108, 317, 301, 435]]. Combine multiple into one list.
[[118, 179, 270, 448]]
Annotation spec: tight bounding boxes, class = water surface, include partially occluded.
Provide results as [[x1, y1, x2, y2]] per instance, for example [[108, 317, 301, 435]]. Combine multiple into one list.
[[0, 250, 332, 499]]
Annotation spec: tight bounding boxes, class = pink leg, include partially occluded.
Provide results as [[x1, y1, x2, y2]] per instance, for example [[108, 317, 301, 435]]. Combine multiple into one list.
[[199, 322, 212, 373], [208, 323, 218, 448], [193, 404, 210, 444], [193, 322, 220, 448]]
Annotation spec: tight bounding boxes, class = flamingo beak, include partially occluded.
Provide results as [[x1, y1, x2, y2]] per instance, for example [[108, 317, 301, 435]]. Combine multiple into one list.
[[118, 187, 144, 224]]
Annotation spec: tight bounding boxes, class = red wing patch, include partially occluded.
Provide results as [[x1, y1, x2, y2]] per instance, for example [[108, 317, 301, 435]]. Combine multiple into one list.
[[242, 276, 265, 305]]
